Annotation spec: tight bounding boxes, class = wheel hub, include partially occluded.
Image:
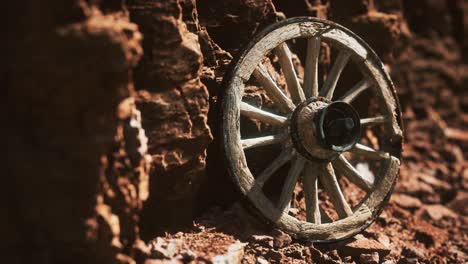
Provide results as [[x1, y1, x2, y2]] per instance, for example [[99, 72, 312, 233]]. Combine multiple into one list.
[[290, 97, 361, 162]]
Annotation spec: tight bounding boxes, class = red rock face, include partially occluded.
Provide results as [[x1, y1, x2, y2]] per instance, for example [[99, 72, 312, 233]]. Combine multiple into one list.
[[127, 0, 213, 235], [6, 1, 149, 263]]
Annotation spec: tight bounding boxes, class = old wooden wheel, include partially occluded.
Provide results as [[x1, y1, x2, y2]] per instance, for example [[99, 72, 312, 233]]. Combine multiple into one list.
[[222, 17, 403, 242]]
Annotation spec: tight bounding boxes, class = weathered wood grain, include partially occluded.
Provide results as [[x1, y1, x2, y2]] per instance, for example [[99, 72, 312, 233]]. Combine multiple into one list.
[[240, 101, 287, 126], [275, 43, 305, 104], [241, 133, 288, 149], [361, 116, 387, 126], [321, 50, 350, 100], [278, 156, 306, 213], [303, 162, 321, 223], [351, 143, 390, 160], [332, 155, 373, 192], [339, 79, 372, 103], [319, 163, 353, 218], [253, 65, 295, 112], [303, 37, 321, 98]]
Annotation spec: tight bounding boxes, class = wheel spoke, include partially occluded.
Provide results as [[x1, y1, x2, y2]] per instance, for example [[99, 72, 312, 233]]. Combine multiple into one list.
[[361, 115, 387, 126], [277, 156, 306, 213], [275, 43, 305, 104], [255, 147, 294, 187], [319, 163, 353, 218], [320, 50, 351, 100], [240, 102, 288, 126], [241, 133, 288, 149], [339, 79, 372, 103], [253, 65, 295, 112], [303, 36, 321, 98], [332, 155, 373, 192], [303, 162, 321, 223], [350, 143, 390, 160]]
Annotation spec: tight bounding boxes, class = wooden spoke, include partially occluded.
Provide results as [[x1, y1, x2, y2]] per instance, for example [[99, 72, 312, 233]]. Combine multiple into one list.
[[275, 43, 305, 104], [319, 163, 353, 218], [277, 156, 306, 213], [253, 65, 296, 112], [332, 155, 373, 192], [241, 133, 288, 149], [350, 143, 390, 160], [303, 162, 321, 223], [255, 147, 294, 187], [321, 50, 351, 100], [240, 102, 288, 126], [339, 79, 372, 103], [361, 116, 387, 126], [303, 36, 321, 98]]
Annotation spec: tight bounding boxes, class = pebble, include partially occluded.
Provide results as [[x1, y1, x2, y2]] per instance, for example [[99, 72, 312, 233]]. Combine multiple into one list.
[[359, 252, 379, 264], [250, 235, 274, 248], [265, 249, 283, 262], [391, 193, 422, 209], [419, 204, 457, 221], [401, 246, 426, 259], [271, 229, 292, 248]]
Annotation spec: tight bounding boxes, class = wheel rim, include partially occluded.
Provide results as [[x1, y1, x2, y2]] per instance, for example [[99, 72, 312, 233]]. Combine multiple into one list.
[[222, 17, 403, 242]]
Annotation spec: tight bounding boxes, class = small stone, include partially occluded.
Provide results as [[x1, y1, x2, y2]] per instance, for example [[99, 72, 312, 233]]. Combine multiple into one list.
[[309, 245, 324, 262], [181, 249, 197, 261], [376, 234, 391, 247], [328, 250, 342, 261], [391, 194, 422, 209], [412, 220, 448, 247], [359, 252, 379, 264], [339, 237, 390, 259], [401, 246, 426, 259], [265, 249, 283, 262], [342, 256, 354, 263], [165, 240, 180, 258], [271, 229, 292, 248], [249, 235, 274, 248], [116, 253, 136, 264], [418, 204, 457, 221], [398, 257, 419, 264], [448, 191, 468, 216], [284, 246, 303, 259]]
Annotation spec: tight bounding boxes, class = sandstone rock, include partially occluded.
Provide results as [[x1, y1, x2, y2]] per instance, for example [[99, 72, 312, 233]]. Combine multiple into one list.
[[128, 0, 213, 233], [401, 246, 426, 260], [391, 193, 423, 209], [359, 252, 380, 264], [339, 237, 390, 259], [180, 249, 197, 262], [448, 191, 468, 215], [249, 235, 274, 248], [212, 241, 246, 264], [265, 249, 284, 262], [412, 220, 448, 247], [7, 1, 147, 262], [417, 204, 458, 221], [256, 257, 269, 264], [272, 229, 293, 248], [376, 234, 391, 248]]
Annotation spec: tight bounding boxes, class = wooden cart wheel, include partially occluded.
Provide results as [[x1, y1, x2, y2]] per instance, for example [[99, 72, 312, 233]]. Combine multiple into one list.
[[222, 17, 403, 242]]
